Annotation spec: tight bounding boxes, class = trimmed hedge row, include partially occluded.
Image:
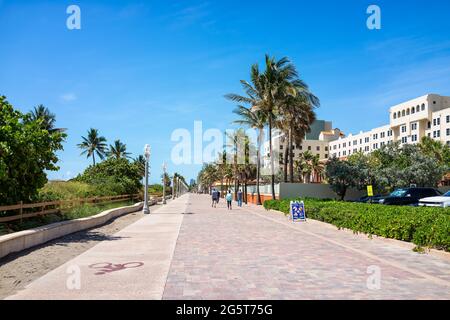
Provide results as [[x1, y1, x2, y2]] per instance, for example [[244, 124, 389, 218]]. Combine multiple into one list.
[[264, 199, 450, 252]]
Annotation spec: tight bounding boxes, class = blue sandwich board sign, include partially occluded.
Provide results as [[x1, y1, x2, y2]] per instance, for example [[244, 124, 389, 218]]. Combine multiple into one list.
[[290, 201, 306, 222]]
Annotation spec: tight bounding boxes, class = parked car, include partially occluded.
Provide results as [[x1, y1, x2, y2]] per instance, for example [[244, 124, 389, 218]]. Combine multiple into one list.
[[379, 188, 442, 206], [355, 195, 386, 204], [419, 190, 450, 208]]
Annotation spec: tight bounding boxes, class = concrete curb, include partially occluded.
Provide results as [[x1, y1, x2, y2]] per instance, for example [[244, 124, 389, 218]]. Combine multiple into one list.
[[0, 202, 144, 260]]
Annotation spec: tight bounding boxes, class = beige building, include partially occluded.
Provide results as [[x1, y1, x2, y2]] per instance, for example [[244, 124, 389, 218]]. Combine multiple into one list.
[[329, 94, 450, 159], [263, 94, 450, 172]]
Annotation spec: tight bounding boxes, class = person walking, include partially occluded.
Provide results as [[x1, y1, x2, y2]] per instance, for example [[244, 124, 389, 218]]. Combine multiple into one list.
[[237, 189, 243, 207], [211, 188, 219, 208], [226, 190, 233, 210]]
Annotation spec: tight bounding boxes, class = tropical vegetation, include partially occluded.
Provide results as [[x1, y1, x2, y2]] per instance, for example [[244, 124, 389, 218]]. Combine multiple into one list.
[[0, 96, 66, 205], [325, 139, 450, 199], [264, 198, 450, 252], [224, 54, 320, 203]]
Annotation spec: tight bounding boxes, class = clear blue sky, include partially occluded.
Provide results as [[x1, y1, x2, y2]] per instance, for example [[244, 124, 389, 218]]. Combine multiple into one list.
[[1, 0, 450, 183]]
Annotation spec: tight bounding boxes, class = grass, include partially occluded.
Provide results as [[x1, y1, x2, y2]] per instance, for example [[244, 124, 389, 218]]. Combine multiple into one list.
[[0, 200, 137, 236]]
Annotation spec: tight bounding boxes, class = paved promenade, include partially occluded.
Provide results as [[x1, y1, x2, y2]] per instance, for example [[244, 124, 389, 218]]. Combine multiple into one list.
[[6, 196, 189, 300], [5, 194, 450, 300]]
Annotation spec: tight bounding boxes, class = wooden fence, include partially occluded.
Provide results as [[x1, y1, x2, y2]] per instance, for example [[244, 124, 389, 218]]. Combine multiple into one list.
[[0, 194, 141, 223]]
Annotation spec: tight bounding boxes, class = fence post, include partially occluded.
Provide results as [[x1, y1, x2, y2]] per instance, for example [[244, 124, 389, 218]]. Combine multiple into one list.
[[20, 201, 23, 223]]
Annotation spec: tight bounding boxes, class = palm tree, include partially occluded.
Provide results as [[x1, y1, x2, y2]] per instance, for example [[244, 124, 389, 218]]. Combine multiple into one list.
[[232, 106, 266, 205], [29, 105, 65, 133], [310, 154, 325, 183], [226, 54, 305, 200], [134, 155, 146, 177], [277, 94, 318, 183], [108, 139, 131, 159], [77, 128, 108, 165]]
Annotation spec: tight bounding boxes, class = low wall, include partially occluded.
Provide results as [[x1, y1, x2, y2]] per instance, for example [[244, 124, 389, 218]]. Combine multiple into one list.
[[279, 183, 366, 201], [0, 202, 144, 260]]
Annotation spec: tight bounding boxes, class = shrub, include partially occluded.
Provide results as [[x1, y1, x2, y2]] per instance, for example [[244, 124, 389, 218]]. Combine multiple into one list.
[[264, 199, 450, 251]]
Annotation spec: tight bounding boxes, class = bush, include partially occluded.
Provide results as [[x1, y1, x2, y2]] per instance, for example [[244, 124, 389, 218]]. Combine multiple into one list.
[[264, 199, 450, 252], [74, 158, 142, 195]]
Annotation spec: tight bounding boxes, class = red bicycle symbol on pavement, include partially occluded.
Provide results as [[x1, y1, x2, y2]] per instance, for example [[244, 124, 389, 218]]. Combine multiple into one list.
[[89, 262, 144, 275]]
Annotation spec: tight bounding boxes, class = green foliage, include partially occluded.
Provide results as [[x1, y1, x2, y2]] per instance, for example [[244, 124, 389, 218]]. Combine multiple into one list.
[[325, 157, 360, 200], [264, 198, 450, 252], [38, 181, 114, 201], [74, 158, 142, 195], [0, 96, 66, 205]]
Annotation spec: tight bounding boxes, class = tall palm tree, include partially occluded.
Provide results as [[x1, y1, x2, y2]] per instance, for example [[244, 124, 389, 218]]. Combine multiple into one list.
[[29, 105, 66, 133], [226, 54, 304, 200], [233, 106, 266, 205], [278, 96, 317, 183], [77, 128, 108, 166], [108, 139, 131, 159]]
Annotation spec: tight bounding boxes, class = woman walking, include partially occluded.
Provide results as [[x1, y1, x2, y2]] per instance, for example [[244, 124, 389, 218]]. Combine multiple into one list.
[[226, 190, 233, 210]]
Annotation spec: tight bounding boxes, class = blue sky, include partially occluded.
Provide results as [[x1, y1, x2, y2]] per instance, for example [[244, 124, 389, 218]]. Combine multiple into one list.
[[1, 0, 450, 183]]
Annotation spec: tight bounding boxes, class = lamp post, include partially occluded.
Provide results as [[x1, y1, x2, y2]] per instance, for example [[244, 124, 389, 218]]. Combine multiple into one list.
[[143, 144, 151, 214], [162, 162, 167, 205]]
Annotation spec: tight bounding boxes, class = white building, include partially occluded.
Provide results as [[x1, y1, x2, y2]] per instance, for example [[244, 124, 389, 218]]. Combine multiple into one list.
[[329, 94, 450, 158], [263, 94, 450, 170]]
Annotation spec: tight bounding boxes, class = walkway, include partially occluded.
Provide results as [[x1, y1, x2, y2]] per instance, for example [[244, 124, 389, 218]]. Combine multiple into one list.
[[5, 194, 450, 300], [6, 196, 188, 300]]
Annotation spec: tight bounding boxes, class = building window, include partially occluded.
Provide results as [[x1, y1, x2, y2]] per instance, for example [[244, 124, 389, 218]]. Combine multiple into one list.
[[397, 111, 401, 118], [353, 140, 357, 146], [325, 154, 328, 159], [387, 130, 393, 137], [422, 104, 426, 111], [373, 134, 378, 140], [393, 113, 397, 119], [411, 107, 415, 114], [343, 143, 346, 148], [447, 115, 450, 123], [446, 128, 450, 136], [411, 135, 418, 142], [428, 121, 431, 129], [381, 132, 385, 139], [308, 146, 312, 151], [325, 146, 328, 151], [316, 146, 320, 151], [402, 110, 406, 117], [380, 142, 385, 147], [401, 137, 407, 144], [411, 123, 417, 131], [333, 145, 337, 150], [406, 108, 410, 115], [401, 125, 407, 133], [373, 143, 378, 149], [416, 105, 420, 113]]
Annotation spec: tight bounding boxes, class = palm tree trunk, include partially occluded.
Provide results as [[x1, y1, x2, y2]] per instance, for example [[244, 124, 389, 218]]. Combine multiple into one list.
[[244, 180, 248, 204], [92, 153, 96, 166], [269, 116, 276, 200], [289, 127, 294, 183], [256, 128, 262, 205], [283, 141, 288, 183]]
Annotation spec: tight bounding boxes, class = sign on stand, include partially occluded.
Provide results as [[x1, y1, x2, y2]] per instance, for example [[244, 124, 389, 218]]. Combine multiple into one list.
[[290, 201, 306, 222]]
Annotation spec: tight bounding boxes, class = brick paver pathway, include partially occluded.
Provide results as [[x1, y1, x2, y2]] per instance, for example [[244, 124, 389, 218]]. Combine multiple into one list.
[[163, 194, 450, 300]]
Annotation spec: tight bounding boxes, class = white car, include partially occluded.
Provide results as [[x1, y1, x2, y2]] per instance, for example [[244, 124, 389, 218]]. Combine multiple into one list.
[[419, 191, 450, 208]]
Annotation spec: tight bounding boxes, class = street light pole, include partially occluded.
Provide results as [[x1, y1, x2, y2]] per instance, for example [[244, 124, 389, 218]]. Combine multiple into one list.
[[162, 162, 167, 205], [143, 144, 151, 214]]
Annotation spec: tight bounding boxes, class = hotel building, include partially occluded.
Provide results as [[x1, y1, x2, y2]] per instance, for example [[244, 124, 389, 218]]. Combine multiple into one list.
[[329, 94, 450, 158], [263, 94, 450, 171]]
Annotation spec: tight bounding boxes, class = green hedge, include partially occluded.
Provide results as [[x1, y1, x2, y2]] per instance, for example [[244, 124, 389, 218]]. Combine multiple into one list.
[[264, 199, 450, 252]]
